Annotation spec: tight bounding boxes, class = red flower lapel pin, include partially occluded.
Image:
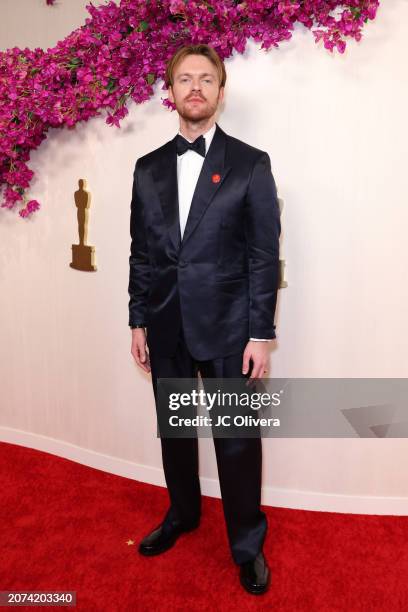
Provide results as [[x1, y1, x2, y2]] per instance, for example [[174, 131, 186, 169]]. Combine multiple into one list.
[[212, 173, 221, 184]]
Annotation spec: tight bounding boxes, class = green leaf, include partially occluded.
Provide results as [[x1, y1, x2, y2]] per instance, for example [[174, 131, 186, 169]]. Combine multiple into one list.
[[137, 20, 149, 32], [67, 57, 83, 70], [107, 77, 117, 93], [146, 73, 155, 85]]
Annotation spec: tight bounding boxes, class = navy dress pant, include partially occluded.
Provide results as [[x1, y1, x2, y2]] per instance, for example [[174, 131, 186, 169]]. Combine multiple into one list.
[[147, 324, 267, 565]]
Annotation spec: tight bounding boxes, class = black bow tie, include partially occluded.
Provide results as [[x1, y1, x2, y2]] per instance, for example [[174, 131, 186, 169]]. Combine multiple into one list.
[[176, 134, 206, 157]]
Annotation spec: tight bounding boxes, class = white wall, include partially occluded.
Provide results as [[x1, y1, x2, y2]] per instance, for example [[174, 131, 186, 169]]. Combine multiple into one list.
[[1, 0, 408, 514]]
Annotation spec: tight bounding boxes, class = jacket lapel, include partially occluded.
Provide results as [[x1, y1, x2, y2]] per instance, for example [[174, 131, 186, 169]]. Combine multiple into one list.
[[151, 122, 232, 253], [151, 137, 181, 252], [181, 123, 231, 248]]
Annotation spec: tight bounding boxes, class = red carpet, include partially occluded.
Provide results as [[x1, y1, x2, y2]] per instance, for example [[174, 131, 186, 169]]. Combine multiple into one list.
[[0, 440, 407, 611]]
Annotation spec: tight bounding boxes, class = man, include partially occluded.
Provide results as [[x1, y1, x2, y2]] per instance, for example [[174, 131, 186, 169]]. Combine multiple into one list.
[[128, 43, 281, 595]]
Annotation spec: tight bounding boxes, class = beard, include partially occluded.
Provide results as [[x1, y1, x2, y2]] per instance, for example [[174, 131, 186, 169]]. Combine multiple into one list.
[[176, 95, 219, 122]]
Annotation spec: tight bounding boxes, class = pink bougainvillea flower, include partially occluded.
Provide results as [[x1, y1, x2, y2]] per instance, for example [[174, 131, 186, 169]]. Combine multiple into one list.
[[1, 0, 379, 217], [19, 199, 40, 217]]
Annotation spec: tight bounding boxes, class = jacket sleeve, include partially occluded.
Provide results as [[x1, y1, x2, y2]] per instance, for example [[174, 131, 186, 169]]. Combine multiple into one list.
[[244, 151, 281, 339], [128, 159, 151, 327]]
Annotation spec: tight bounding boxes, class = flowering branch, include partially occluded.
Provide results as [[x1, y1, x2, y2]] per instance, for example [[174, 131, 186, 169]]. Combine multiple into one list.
[[2, 0, 379, 217]]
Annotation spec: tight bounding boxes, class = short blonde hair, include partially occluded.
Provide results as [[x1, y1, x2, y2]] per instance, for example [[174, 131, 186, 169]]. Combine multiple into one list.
[[165, 44, 226, 89]]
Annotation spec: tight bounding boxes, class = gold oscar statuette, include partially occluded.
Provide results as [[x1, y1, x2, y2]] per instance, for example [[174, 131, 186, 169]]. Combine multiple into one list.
[[70, 178, 97, 272], [277, 196, 288, 288]]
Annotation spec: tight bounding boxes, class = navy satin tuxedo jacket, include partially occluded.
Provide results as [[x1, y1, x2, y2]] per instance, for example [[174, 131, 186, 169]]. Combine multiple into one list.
[[128, 122, 281, 361]]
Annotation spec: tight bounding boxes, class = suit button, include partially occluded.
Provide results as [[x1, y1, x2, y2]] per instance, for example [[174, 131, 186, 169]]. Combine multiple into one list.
[[179, 259, 188, 268]]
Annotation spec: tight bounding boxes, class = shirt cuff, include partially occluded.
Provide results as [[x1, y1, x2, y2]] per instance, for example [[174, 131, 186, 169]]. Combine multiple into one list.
[[250, 338, 271, 341]]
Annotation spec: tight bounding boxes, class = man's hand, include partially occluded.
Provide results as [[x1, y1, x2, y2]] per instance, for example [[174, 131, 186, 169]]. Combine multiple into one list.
[[242, 340, 270, 380], [131, 328, 151, 373]]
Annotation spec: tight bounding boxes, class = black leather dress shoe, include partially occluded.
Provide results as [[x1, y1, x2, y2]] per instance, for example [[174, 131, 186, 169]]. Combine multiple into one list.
[[138, 521, 199, 556], [239, 552, 270, 595]]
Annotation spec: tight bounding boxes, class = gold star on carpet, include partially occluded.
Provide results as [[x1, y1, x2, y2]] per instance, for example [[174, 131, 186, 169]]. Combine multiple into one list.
[[126, 539, 135, 546]]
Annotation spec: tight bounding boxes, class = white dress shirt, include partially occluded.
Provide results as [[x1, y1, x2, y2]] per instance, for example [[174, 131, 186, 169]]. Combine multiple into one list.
[[176, 124, 270, 342]]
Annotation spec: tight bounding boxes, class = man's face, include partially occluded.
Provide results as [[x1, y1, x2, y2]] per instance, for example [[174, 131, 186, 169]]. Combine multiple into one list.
[[168, 54, 224, 122]]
